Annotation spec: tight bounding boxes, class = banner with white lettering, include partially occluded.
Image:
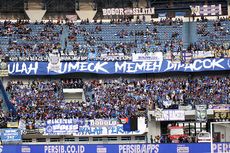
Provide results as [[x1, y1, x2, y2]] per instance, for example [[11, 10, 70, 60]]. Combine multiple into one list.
[[73, 124, 146, 136], [155, 110, 185, 121], [1, 129, 21, 142], [132, 52, 163, 62], [193, 51, 215, 59], [102, 8, 155, 16], [8, 58, 230, 75], [0, 143, 219, 153]]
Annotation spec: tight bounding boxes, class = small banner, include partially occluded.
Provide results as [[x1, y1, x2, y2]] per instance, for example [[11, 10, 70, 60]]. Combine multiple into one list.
[[1, 129, 21, 142], [155, 109, 185, 121], [132, 52, 163, 62], [190, 4, 222, 16], [209, 104, 230, 110], [214, 110, 230, 121], [47, 53, 61, 73], [7, 122, 18, 128], [193, 51, 214, 59], [158, 13, 167, 18], [102, 8, 155, 16], [195, 105, 207, 122], [0, 61, 8, 77]]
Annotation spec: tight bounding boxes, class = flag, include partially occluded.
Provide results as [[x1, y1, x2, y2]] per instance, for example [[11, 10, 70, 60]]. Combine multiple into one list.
[[130, 116, 138, 131], [196, 105, 207, 122], [121, 118, 130, 131], [122, 117, 138, 131]]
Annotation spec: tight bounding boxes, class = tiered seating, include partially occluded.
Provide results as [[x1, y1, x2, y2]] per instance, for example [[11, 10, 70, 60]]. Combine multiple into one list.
[[5, 75, 229, 128], [0, 19, 229, 61], [197, 20, 230, 42], [0, 21, 62, 61], [66, 19, 183, 60], [0, 19, 184, 61], [193, 19, 230, 57]]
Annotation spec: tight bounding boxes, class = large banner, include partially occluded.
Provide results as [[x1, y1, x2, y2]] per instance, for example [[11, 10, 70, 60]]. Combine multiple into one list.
[[8, 58, 230, 75], [0, 143, 228, 153], [102, 8, 155, 16], [44, 118, 147, 136], [0, 129, 21, 142]]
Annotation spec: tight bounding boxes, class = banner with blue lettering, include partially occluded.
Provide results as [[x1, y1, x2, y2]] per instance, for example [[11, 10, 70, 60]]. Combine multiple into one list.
[[8, 58, 230, 75], [0, 143, 228, 153], [1, 129, 21, 142], [44, 118, 147, 136]]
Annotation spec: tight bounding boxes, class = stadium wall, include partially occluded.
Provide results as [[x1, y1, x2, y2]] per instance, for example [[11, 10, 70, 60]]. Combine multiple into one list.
[[0, 143, 229, 153]]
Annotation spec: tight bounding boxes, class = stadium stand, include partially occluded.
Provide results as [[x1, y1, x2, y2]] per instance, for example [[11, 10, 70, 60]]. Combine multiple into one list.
[[1, 74, 228, 130], [0, 18, 183, 61], [0, 18, 228, 62], [0, 0, 229, 152]]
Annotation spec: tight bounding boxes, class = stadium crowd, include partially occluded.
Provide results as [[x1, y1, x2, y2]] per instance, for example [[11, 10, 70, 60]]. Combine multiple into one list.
[[0, 18, 229, 62], [194, 17, 230, 57], [0, 18, 229, 130], [2, 75, 229, 128]]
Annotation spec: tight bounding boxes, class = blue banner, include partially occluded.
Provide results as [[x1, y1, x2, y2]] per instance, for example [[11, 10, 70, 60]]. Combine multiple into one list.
[[0, 143, 228, 153], [8, 58, 230, 75], [1, 129, 21, 142], [45, 119, 84, 135], [44, 118, 146, 136]]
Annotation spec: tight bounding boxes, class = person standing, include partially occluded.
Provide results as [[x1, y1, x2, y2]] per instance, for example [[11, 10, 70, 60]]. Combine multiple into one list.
[[150, 135, 153, 144]]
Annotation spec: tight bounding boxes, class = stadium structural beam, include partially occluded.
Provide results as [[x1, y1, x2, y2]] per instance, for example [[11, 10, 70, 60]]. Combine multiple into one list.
[[228, 0, 230, 16], [25, 0, 46, 22], [25, 10, 46, 22], [76, 10, 97, 21], [76, 0, 97, 21]]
